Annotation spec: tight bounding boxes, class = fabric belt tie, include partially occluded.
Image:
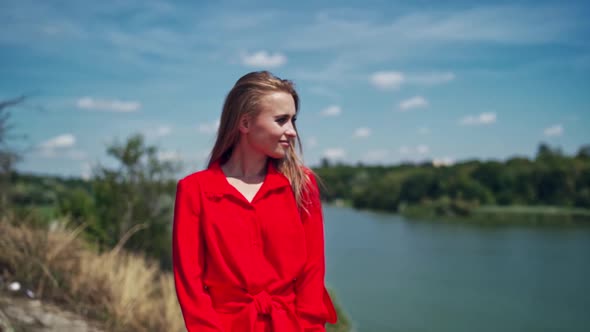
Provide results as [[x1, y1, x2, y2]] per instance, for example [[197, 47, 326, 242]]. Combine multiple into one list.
[[208, 285, 303, 332], [253, 291, 273, 314]]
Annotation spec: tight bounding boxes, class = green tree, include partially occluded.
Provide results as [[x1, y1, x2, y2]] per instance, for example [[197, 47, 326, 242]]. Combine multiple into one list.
[[471, 161, 505, 193], [573, 166, 590, 208], [536, 142, 565, 165], [445, 175, 493, 204], [314, 143, 590, 214], [90, 134, 181, 267], [57, 187, 97, 229], [400, 171, 439, 204], [576, 145, 590, 160]]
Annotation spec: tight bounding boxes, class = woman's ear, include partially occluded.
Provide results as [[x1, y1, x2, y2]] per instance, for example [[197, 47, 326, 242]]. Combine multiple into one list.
[[238, 114, 250, 134]]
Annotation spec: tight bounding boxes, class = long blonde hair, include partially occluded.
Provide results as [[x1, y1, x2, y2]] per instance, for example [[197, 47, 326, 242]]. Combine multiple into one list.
[[207, 71, 311, 210]]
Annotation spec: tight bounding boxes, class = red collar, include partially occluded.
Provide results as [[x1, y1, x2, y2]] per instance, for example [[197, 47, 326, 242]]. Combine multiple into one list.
[[204, 160, 291, 202]]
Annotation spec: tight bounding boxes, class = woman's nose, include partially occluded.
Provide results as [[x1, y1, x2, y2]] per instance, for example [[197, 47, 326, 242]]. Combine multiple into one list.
[[285, 126, 297, 138]]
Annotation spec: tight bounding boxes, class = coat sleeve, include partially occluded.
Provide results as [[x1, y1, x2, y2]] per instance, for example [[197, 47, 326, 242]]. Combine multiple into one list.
[[172, 178, 224, 332], [295, 171, 338, 331]]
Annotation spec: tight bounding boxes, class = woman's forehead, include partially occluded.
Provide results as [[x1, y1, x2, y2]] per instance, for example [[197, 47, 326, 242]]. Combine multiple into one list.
[[259, 92, 296, 115]]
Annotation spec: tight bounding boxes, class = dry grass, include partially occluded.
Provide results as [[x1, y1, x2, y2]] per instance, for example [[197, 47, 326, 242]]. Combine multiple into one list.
[[0, 218, 186, 332], [0, 217, 350, 332]]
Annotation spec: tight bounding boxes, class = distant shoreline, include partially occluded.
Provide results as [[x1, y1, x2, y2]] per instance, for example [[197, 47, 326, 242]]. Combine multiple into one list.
[[326, 200, 590, 226]]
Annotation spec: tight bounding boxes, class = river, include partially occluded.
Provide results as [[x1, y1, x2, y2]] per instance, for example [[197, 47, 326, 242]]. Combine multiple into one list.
[[323, 205, 590, 332]]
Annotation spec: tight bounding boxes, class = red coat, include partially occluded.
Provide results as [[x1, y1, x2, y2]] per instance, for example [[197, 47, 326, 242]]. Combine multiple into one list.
[[173, 161, 337, 331]]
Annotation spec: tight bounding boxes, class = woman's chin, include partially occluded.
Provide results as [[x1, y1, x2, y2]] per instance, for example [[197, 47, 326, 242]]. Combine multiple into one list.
[[267, 149, 287, 159]]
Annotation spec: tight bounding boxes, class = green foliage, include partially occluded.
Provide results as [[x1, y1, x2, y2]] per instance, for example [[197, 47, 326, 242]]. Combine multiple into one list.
[[576, 145, 590, 160], [15, 134, 181, 267], [92, 134, 180, 267], [402, 197, 479, 220], [315, 143, 590, 218], [400, 170, 439, 203], [51, 134, 181, 268]]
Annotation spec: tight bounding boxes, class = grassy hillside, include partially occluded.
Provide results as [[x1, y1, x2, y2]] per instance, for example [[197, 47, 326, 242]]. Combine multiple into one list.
[[0, 217, 350, 332]]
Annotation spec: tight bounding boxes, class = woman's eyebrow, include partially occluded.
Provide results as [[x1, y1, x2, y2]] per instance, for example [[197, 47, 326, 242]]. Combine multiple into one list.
[[274, 112, 295, 118]]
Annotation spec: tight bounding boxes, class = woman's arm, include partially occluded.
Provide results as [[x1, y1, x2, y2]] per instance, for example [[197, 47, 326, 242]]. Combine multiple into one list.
[[173, 178, 224, 332], [295, 172, 338, 331]]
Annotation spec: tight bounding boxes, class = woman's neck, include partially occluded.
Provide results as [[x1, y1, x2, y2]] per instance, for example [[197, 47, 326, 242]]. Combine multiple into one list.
[[222, 143, 268, 178]]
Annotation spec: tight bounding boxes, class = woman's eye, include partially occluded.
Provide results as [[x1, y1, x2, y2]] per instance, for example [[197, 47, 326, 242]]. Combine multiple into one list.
[[276, 116, 296, 125]]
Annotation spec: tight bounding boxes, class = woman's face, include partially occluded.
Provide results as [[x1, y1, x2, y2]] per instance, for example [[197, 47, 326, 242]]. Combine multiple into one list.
[[243, 91, 297, 159]]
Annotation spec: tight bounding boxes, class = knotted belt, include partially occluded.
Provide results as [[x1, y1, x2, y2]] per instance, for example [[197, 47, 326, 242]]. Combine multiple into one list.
[[207, 285, 303, 332]]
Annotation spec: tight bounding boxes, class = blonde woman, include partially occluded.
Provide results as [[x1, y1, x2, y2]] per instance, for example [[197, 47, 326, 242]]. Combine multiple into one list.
[[173, 71, 337, 331]]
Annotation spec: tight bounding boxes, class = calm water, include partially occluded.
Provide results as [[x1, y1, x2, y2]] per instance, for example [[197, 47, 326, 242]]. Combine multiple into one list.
[[323, 205, 590, 332]]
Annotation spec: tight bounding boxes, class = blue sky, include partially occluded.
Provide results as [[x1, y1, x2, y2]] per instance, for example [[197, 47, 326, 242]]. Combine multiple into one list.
[[2, 0, 589, 178]]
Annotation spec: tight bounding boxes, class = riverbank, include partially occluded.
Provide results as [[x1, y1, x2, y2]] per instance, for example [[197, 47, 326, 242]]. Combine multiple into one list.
[[327, 199, 590, 225], [401, 201, 590, 225]]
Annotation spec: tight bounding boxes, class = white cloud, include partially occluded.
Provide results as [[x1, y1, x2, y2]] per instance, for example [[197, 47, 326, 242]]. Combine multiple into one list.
[[406, 7, 579, 44], [197, 120, 220, 134], [432, 157, 455, 167], [459, 112, 497, 125], [323, 148, 346, 160], [37, 148, 86, 160], [37, 134, 87, 160], [320, 105, 342, 117], [399, 96, 429, 111], [371, 71, 454, 91], [353, 127, 371, 138], [285, 5, 583, 55], [240, 50, 287, 68], [39, 134, 76, 149], [3, 3, 584, 80], [544, 124, 563, 137], [76, 97, 141, 112], [370, 71, 405, 90]]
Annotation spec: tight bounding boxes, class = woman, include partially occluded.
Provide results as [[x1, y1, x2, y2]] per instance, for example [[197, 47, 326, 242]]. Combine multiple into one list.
[[173, 71, 337, 331]]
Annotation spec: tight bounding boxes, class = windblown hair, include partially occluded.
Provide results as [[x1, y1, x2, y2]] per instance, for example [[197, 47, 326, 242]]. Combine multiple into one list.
[[207, 71, 312, 210]]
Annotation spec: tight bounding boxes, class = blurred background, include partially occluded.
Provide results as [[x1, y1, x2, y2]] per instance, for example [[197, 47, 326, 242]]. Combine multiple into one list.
[[1, 0, 589, 331]]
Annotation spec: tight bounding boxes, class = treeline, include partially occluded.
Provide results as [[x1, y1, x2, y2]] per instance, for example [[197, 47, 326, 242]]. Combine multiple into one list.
[[6, 134, 179, 270], [314, 144, 590, 214]]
